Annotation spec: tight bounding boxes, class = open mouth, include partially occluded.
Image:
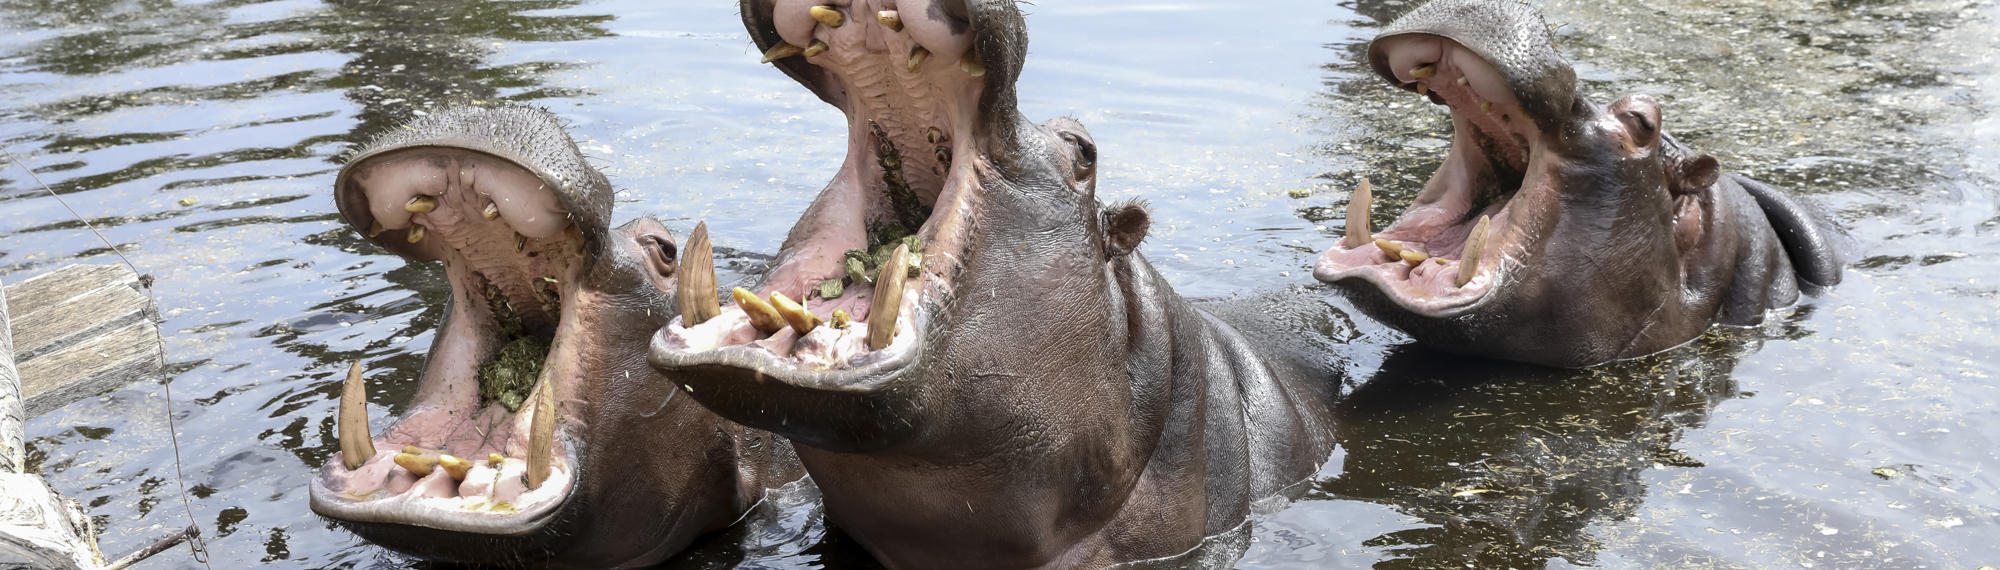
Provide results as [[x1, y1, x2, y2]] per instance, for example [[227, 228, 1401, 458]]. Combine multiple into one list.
[[651, 2, 989, 383], [1313, 34, 1560, 317], [310, 144, 583, 535]]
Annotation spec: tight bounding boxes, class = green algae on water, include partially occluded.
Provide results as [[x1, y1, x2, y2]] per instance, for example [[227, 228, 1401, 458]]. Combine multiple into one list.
[[478, 335, 549, 412]]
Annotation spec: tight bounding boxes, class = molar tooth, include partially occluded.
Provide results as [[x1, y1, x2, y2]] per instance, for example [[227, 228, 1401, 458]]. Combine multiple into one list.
[[907, 46, 930, 71], [1457, 76, 1470, 87], [528, 372, 556, 489], [734, 288, 787, 333], [438, 455, 473, 481], [830, 309, 852, 330], [760, 42, 805, 63], [1342, 178, 1373, 248], [406, 224, 426, 244], [803, 40, 829, 58], [1411, 64, 1436, 79], [769, 291, 821, 334], [677, 222, 722, 326], [405, 195, 438, 214], [1457, 215, 1491, 288], [959, 52, 986, 77], [339, 362, 376, 470], [877, 10, 902, 31], [1374, 238, 1404, 259], [482, 201, 500, 220], [809, 6, 845, 27], [393, 452, 437, 476], [926, 127, 945, 144], [867, 244, 911, 351], [1416, 82, 1429, 97], [368, 220, 386, 238], [818, 279, 844, 299], [515, 233, 527, 252], [1481, 100, 1493, 113]]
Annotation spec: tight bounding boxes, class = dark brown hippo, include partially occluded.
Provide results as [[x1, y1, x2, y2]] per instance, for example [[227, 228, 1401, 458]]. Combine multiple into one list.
[[1313, 0, 1843, 368], [647, 0, 1338, 567], [307, 105, 804, 568]]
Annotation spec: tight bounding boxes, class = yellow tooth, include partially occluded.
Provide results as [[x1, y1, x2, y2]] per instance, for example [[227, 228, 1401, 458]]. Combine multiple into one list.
[[830, 309, 852, 329], [488, 453, 505, 465], [878, 10, 902, 31], [406, 224, 426, 244], [1374, 238, 1404, 259], [1416, 82, 1428, 97], [818, 279, 845, 299], [769, 291, 822, 335], [1481, 100, 1493, 113], [907, 46, 930, 71], [528, 372, 556, 489], [1400, 249, 1429, 266], [1457, 76, 1470, 87], [803, 40, 829, 58], [734, 288, 787, 333], [482, 202, 500, 220], [810, 6, 845, 27], [959, 52, 985, 77], [438, 455, 473, 481], [868, 244, 910, 351], [1411, 64, 1436, 79], [1433, 258, 1450, 266], [393, 452, 437, 476], [926, 126, 945, 144], [760, 42, 805, 63], [1342, 178, 1373, 248], [368, 220, 386, 238], [340, 362, 377, 470], [1457, 215, 1491, 288], [677, 222, 721, 326], [402, 445, 424, 455], [405, 195, 438, 214]]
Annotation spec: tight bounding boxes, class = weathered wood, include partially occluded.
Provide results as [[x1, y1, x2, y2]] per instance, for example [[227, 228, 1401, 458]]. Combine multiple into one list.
[[0, 276, 106, 569], [1, 264, 164, 417], [0, 277, 20, 474]]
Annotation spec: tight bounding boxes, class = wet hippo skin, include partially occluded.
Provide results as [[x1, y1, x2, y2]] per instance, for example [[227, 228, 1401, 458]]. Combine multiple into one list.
[[1314, 0, 1844, 368], [647, 1, 1339, 567], [308, 105, 803, 568]]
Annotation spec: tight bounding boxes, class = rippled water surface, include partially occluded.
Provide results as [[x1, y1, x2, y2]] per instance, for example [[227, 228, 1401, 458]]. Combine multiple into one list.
[[3, 0, 1997, 567]]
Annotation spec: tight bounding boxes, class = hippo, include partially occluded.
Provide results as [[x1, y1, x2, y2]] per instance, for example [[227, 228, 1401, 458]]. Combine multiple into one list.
[[646, 0, 1338, 567], [307, 105, 804, 568], [1313, 0, 1843, 368]]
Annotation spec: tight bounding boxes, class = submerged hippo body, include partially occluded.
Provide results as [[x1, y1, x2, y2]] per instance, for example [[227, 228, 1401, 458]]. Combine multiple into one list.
[[1314, 0, 1842, 368], [307, 105, 803, 567], [648, 1, 1337, 567]]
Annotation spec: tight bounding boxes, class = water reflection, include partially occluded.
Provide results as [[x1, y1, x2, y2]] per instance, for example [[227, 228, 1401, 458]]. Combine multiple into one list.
[[1323, 327, 1774, 568]]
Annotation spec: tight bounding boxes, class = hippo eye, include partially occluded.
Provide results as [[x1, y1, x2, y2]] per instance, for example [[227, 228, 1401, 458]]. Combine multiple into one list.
[[1059, 131, 1096, 178], [642, 235, 677, 277]]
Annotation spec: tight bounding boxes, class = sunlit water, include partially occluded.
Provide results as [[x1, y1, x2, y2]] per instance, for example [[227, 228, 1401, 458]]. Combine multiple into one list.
[[1, 0, 1995, 567]]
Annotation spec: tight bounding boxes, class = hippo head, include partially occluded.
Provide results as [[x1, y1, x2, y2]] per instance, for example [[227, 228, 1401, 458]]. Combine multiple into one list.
[[310, 105, 796, 567], [649, 0, 1106, 454], [1314, 0, 1737, 367]]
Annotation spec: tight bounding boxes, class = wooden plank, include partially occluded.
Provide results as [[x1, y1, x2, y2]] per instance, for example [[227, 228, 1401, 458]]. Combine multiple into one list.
[[18, 322, 163, 418], [1, 264, 164, 418], [10, 284, 152, 363], [2, 265, 139, 321]]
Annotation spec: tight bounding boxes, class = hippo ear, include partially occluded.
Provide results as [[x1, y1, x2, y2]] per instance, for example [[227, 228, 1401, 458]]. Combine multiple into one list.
[[1672, 154, 1721, 196], [1103, 200, 1152, 257]]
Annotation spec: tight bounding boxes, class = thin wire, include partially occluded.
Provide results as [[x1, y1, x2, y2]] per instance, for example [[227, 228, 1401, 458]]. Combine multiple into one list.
[[3, 147, 212, 567]]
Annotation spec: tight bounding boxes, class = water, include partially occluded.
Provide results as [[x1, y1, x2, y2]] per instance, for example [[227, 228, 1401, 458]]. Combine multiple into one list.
[[2, 0, 1996, 567]]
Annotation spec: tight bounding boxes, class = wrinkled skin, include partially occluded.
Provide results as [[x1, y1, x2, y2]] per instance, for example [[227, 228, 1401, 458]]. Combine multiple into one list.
[[308, 105, 802, 568], [1313, 0, 1843, 368], [647, 1, 1337, 567]]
